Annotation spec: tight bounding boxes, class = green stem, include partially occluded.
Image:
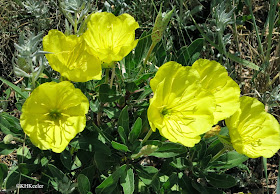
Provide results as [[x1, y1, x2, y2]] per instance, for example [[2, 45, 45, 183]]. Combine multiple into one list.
[[141, 129, 153, 145], [110, 67, 115, 89], [105, 68, 110, 84], [137, 42, 156, 76], [245, 0, 265, 58], [262, 157, 269, 194], [210, 147, 227, 163]]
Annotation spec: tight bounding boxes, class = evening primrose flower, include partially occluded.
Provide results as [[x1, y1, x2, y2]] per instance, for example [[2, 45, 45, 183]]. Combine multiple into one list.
[[225, 96, 280, 158], [192, 59, 240, 124], [148, 61, 216, 147], [83, 12, 139, 66], [20, 81, 89, 153], [43, 30, 102, 82]]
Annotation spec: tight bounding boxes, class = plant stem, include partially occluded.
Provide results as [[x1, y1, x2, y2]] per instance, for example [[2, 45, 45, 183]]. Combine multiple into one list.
[[137, 42, 156, 76], [141, 129, 153, 145], [210, 147, 227, 163], [245, 0, 265, 58], [110, 66, 115, 89]]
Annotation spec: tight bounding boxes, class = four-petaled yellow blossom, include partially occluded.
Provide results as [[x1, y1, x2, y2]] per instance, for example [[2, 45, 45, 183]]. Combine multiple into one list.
[[43, 30, 102, 82], [226, 96, 280, 158], [83, 12, 139, 65], [20, 81, 89, 153], [148, 61, 216, 147], [192, 59, 240, 123]]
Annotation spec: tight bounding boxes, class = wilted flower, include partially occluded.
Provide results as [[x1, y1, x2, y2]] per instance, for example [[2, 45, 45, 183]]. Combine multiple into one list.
[[148, 61, 216, 147], [43, 29, 102, 82], [20, 81, 89, 153], [83, 12, 139, 66], [192, 59, 240, 123], [226, 96, 280, 158]]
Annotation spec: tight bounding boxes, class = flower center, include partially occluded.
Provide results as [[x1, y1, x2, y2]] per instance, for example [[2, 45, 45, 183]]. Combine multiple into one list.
[[48, 109, 61, 120], [161, 107, 169, 116]]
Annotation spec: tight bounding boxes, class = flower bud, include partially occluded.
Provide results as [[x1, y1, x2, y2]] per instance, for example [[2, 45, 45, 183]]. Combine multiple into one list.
[[3, 134, 14, 144]]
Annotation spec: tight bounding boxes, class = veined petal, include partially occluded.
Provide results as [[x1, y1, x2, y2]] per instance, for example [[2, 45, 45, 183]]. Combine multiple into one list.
[[148, 61, 216, 147], [226, 96, 280, 158], [43, 29, 102, 82], [192, 59, 240, 123], [20, 81, 89, 153], [83, 12, 139, 64]]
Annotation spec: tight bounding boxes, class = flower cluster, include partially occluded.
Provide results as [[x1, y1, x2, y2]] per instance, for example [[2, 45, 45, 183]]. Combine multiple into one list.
[[21, 12, 139, 153], [43, 12, 139, 82], [148, 59, 280, 158], [147, 59, 240, 147]]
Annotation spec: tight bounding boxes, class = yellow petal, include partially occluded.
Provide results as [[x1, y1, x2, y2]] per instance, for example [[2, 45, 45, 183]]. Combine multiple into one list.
[[192, 59, 240, 123], [20, 81, 89, 153], [83, 12, 139, 64], [148, 61, 216, 147], [43, 29, 102, 82], [226, 96, 280, 158]]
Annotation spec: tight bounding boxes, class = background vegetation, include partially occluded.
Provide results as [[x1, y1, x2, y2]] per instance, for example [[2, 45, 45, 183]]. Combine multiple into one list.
[[0, 0, 279, 193]]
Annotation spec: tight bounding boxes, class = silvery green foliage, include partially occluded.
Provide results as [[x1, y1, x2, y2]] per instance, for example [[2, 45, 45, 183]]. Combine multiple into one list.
[[213, 2, 234, 32], [13, 32, 48, 81], [22, 0, 48, 18]]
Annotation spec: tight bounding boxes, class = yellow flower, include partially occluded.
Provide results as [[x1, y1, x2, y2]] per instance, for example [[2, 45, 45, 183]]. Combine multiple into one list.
[[192, 59, 240, 124], [83, 12, 139, 65], [20, 81, 89, 153], [43, 30, 102, 82], [225, 96, 280, 158], [148, 61, 216, 147]]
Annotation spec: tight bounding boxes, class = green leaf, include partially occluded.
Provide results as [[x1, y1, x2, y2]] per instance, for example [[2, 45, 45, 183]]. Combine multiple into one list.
[[0, 163, 8, 189], [99, 84, 120, 102], [125, 82, 139, 92], [118, 126, 127, 145], [80, 165, 95, 185], [128, 117, 142, 143], [0, 112, 22, 135], [120, 168, 134, 194], [48, 164, 71, 192], [118, 106, 129, 135], [0, 76, 28, 99], [4, 166, 21, 189], [210, 151, 248, 170], [0, 142, 17, 155], [149, 142, 187, 158], [206, 173, 236, 188], [18, 163, 38, 175], [94, 152, 115, 172], [78, 174, 91, 194], [228, 53, 260, 70], [177, 38, 204, 65], [96, 164, 127, 194], [136, 165, 158, 185], [111, 141, 129, 152], [178, 174, 198, 193], [17, 146, 31, 161], [60, 150, 72, 170]]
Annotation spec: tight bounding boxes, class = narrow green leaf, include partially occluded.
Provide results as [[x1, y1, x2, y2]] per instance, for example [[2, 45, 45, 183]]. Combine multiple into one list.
[[136, 165, 158, 185], [149, 142, 187, 158], [206, 173, 236, 188], [228, 53, 260, 70], [118, 106, 129, 135], [0, 163, 8, 189], [96, 164, 127, 194], [120, 168, 134, 194], [78, 174, 91, 194], [48, 164, 66, 180], [118, 126, 127, 145], [18, 163, 38, 175], [99, 84, 120, 102], [0, 76, 28, 99], [128, 117, 142, 143], [210, 151, 248, 170], [111, 141, 129, 152]]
